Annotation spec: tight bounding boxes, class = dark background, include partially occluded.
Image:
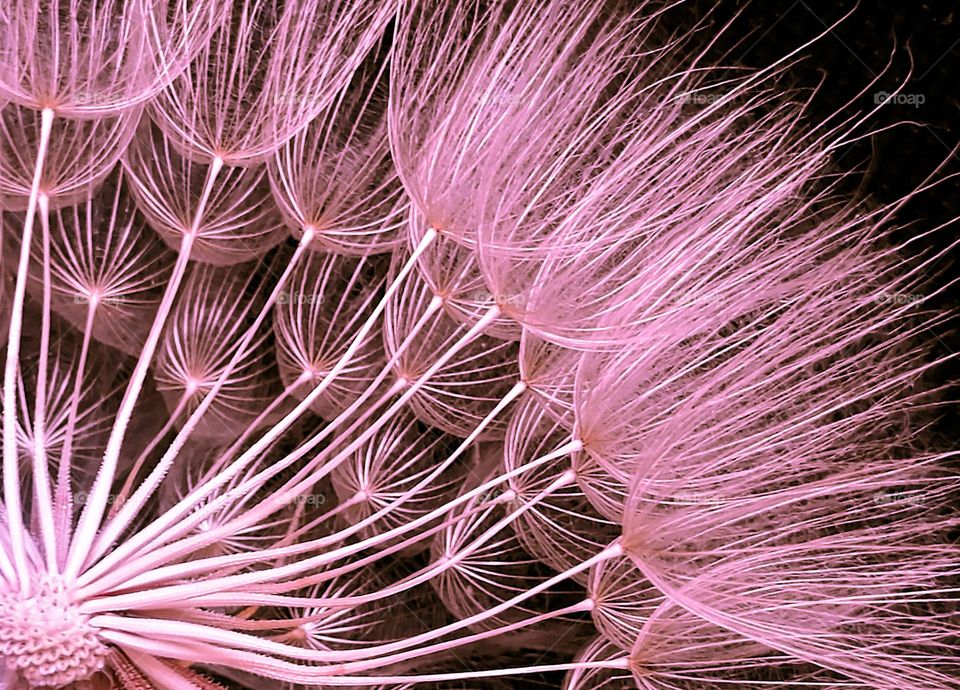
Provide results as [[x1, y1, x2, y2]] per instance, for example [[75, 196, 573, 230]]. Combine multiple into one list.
[[690, 0, 960, 436], [689, 0, 959, 259]]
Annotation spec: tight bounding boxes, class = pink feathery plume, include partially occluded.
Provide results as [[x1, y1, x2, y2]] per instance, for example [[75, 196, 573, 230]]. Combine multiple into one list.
[[389, 0, 655, 247], [0, 0, 223, 116], [274, 250, 388, 420], [475, 70, 839, 350], [269, 39, 407, 256], [410, 209, 523, 341], [122, 118, 287, 266], [150, 0, 396, 166], [152, 260, 283, 442], [19, 168, 176, 355], [328, 408, 467, 549], [571, 202, 959, 685], [564, 637, 639, 690], [428, 476, 593, 655], [383, 247, 521, 440], [504, 396, 620, 581], [9, 321, 119, 485], [0, 103, 140, 209]]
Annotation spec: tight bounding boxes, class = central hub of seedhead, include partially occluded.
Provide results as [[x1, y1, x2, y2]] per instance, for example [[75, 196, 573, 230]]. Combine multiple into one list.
[[0, 576, 107, 688]]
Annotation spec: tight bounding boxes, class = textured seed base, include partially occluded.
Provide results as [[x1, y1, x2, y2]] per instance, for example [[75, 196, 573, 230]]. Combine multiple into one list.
[[0, 577, 107, 688]]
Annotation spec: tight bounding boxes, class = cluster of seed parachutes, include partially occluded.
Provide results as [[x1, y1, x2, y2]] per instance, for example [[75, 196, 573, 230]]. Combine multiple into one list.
[[0, 1, 957, 689]]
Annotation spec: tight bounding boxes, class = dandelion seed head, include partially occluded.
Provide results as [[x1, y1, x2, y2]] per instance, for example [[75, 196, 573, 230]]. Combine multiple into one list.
[[0, 577, 107, 688], [0, 1, 956, 688]]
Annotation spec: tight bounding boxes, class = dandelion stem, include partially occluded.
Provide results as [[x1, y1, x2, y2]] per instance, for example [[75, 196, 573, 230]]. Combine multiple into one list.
[[33, 193, 59, 572], [54, 300, 98, 570], [2, 106, 54, 590], [108, 391, 193, 520], [87, 228, 313, 565], [64, 230, 196, 581], [63, 155, 225, 580], [78, 434, 582, 607], [77, 228, 438, 587]]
